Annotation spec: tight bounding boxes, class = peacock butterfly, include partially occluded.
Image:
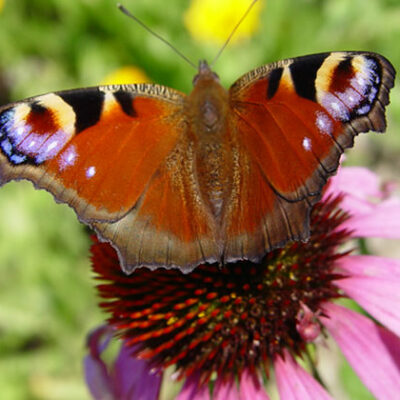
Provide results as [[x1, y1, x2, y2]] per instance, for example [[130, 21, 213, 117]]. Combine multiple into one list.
[[0, 52, 395, 273]]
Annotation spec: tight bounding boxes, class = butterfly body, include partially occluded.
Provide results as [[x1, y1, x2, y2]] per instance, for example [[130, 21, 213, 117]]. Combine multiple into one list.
[[185, 61, 231, 220], [0, 52, 395, 273]]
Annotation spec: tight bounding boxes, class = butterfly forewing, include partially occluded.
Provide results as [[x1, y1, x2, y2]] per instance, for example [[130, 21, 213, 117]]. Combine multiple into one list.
[[0, 86, 186, 219], [225, 52, 395, 261]]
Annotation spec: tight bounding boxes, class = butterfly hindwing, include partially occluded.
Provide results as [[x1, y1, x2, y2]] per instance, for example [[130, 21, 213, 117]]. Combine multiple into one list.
[[225, 51, 395, 260], [92, 133, 220, 273], [221, 140, 313, 262]]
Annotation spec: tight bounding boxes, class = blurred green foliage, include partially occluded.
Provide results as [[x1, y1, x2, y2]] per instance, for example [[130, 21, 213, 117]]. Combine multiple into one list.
[[0, 0, 399, 399]]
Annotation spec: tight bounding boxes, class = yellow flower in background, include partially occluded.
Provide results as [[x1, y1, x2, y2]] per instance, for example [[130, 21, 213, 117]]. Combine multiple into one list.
[[184, 0, 263, 45], [0, 0, 4, 13], [101, 66, 150, 85]]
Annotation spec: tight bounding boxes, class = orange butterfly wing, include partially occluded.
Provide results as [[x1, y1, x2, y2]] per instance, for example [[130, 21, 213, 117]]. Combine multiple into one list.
[[92, 129, 219, 273], [0, 84, 217, 272], [223, 52, 395, 260]]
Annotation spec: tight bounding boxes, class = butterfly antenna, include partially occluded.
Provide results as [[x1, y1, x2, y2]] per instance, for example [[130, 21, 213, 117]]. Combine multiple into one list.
[[210, 0, 259, 68], [117, 3, 197, 70]]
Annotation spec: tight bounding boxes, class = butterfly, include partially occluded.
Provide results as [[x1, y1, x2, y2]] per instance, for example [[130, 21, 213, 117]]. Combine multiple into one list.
[[0, 51, 395, 273]]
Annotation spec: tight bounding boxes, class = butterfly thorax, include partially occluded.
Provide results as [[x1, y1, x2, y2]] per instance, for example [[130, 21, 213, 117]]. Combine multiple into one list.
[[189, 61, 227, 134], [185, 61, 233, 219]]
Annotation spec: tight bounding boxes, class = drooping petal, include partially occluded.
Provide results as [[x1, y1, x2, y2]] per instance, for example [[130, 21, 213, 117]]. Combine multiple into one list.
[[324, 167, 383, 201], [321, 303, 400, 399], [177, 373, 211, 400], [341, 198, 400, 239], [325, 167, 400, 233], [112, 343, 162, 400], [274, 350, 333, 400], [213, 377, 240, 400], [84, 325, 162, 400], [84, 326, 117, 400], [336, 254, 400, 279], [334, 266, 400, 338], [239, 369, 270, 400]]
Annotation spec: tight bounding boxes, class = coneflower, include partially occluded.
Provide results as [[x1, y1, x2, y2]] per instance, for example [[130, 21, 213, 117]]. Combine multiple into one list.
[[85, 167, 400, 399]]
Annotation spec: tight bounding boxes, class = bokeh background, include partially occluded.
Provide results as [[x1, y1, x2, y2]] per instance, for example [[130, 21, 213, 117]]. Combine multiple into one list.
[[0, 0, 399, 399]]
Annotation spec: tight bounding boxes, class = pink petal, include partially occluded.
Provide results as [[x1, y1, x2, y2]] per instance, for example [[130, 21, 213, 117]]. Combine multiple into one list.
[[321, 303, 400, 399], [336, 254, 400, 279], [341, 199, 400, 239], [274, 350, 333, 400], [334, 270, 400, 338], [325, 167, 383, 201], [239, 369, 270, 400], [325, 167, 400, 225], [214, 377, 239, 400], [336, 195, 374, 216], [177, 373, 210, 400]]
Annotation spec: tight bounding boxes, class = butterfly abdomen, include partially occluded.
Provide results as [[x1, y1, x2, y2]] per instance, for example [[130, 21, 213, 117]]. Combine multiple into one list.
[[185, 62, 235, 220]]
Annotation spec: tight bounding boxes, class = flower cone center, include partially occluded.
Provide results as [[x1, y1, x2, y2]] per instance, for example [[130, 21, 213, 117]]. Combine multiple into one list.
[[92, 195, 350, 381]]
